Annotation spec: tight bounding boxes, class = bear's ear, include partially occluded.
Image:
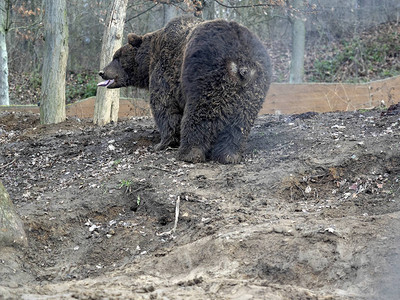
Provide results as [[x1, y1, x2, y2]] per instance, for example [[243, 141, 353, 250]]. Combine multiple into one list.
[[128, 33, 142, 47]]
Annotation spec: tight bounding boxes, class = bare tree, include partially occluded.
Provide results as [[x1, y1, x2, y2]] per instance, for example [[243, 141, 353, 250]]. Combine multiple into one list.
[[94, 0, 128, 126], [163, 4, 178, 25], [40, 0, 68, 124], [203, 0, 216, 20], [0, 0, 10, 106], [289, 0, 306, 83]]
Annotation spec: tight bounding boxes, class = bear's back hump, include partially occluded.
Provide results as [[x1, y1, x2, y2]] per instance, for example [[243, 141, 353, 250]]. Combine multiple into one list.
[[154, 17, 202, 56], [182, 19, 271, 87]]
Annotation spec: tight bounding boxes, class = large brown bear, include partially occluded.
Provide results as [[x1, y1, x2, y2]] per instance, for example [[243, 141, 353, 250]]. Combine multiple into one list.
[[98, 16, 272, 164]]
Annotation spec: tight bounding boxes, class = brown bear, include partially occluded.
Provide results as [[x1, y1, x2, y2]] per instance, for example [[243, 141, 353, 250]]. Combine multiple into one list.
[[98, 16, 272, 164]]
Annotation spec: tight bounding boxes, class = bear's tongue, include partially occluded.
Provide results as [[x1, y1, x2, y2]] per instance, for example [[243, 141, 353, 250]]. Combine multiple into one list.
[[97, 79, 115, 87]]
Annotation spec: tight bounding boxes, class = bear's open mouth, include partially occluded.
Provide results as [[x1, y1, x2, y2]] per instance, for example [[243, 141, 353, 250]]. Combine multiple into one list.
[[97, 79, 115, 87]]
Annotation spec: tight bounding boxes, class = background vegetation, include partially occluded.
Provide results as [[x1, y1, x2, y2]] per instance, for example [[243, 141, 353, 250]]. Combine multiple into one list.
[[4, 0, 400, 105]]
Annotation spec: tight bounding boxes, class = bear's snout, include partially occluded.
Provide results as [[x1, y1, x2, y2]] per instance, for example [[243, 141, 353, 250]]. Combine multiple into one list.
[[98, 71, 105, 78]]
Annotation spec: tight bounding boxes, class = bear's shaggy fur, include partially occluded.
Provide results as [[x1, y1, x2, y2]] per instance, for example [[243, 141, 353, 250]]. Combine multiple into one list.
[[98, 16, 272, 163]]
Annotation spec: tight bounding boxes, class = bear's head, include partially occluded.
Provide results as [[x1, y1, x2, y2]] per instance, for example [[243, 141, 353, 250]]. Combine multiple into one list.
[[98, 33, 149, 89]]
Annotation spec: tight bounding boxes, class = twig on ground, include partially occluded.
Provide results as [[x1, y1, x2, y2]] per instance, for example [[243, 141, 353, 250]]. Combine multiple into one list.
[[143, 165, 170, 172], [157, 195, 181, 237], [0, 158, 16, 169]]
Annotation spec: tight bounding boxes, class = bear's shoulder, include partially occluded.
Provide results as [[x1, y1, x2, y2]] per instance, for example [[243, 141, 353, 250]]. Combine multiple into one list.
[[149, 17, 201, 57], [160, 16, 203, 41]]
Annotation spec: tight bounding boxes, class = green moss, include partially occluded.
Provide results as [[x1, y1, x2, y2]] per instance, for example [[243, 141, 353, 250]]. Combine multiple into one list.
[[308, 32, 400, 83], [66, 73, 98, 104]]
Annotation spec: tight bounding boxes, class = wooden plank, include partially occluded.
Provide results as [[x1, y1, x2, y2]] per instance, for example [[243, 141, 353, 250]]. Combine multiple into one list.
[[261, 75, 400, 115], [2, 76, 400, 118], [65, 97, 150, 119], [0, 97, 150, 119]]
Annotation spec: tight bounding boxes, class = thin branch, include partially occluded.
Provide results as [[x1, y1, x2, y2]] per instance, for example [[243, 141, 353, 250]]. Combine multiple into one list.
[[8, 19, 43, 33], [156, 195, 181, 236], [147, 0, 183, 3], [4, 0, 12, 32], [126, 3, 158, 22], [214, 0, 282, 9], [171, 195, 180, 233], [0, 159, 16, 169], [143, 165, 171, 172]]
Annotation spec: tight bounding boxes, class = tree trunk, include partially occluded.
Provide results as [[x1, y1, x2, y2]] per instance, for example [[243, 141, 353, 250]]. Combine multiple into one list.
[[203, 0, 215, 20], [0, 0, 10, 106], [289, 0, 306, 84], [164, 4, 177, 25], [0, 181, 27, 248], [94, 0, 128, 126], [40, 0, 68, 124]]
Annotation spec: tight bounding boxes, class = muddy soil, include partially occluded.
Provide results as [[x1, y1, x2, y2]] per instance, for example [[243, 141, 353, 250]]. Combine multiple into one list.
[[0, 107, 399, 299]]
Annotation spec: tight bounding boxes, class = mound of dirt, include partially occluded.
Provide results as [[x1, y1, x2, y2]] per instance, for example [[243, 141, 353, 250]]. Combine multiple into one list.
[[0, 107, 399, 299]]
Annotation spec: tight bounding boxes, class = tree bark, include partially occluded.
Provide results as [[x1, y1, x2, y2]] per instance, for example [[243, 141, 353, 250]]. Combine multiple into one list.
[[203, 0, 215, 20], [0, 0, 10, 106], [94, 0, 128, 126], [164, 3, 177, 25], [40, 0, 68, 124], [289, 0, 306, 83], [0, 181, 27, 248]]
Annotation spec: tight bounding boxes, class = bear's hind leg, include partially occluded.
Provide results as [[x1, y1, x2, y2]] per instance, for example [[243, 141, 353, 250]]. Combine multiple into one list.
[[211, 126, 246, 164], [178, 146, 206, 163], [178, 117, 213, 163]]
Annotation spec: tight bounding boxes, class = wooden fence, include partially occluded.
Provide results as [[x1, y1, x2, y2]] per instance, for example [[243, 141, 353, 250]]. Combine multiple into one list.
[[2, 76, 399, 118], [262, 75, 400, 115]]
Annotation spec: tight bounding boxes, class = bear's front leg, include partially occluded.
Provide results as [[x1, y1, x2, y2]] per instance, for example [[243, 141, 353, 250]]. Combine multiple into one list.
[[151, 103, 181, 151], [149, 68, 183, 151]]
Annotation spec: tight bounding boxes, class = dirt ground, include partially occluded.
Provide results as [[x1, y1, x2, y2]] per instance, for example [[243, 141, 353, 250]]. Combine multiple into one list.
[[0, 105, 399, 299]]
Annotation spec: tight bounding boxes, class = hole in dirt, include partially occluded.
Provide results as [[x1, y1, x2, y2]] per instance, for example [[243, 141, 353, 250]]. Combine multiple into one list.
[[22, 189, 176, 281]]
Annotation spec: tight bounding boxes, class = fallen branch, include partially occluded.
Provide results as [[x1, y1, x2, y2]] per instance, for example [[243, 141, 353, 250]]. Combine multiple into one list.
[[157, 195, 181, 237], [143, 165, 171, 172], [0, 158, 16, 169]]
